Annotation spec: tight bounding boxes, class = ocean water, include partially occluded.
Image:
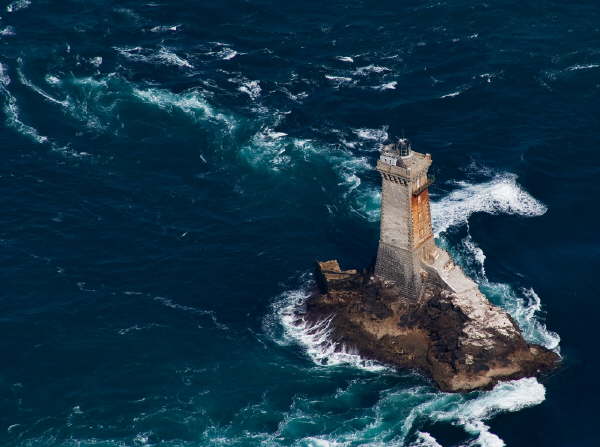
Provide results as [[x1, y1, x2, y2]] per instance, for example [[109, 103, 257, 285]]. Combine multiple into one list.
[[1, 1, 598, 446]]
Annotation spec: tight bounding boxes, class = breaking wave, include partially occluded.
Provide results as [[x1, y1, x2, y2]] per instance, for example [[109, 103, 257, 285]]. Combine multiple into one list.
[[6, 0, 31, 13], [431, 173, 548, 236], [354, 65, 391, 75], [132, 87, 235, 130], [149, 24, 181, 33], [324, 74, 354, 88], [238, 79, 261, 100], [1, 26, 16, 36], [240, 128, 294, 170], [353, 126, 389, 143], [431, 377, 546, 447], [425, 173, 559, 352], [267, 279, 550, 447], [374, 81, 398, 90], [267, 285, 387, 371], [114, 46, 193, 68]]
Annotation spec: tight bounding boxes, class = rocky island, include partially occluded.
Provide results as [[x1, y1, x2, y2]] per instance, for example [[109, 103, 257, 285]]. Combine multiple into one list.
[[305, 139, 559, 392]]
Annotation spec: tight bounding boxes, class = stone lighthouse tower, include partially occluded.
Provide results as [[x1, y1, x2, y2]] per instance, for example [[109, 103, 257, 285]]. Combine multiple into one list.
[[375, 138, 436, 299]]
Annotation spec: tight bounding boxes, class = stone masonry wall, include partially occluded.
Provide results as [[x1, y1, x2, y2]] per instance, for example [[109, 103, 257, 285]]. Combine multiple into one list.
[[375, 153, 433, 300], [378, 174, 410, 249], [375, 241, 421, 298]]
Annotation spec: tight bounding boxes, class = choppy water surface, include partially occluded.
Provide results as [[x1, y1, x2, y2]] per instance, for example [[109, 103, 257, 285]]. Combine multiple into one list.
[[1, 1, 599, 446]]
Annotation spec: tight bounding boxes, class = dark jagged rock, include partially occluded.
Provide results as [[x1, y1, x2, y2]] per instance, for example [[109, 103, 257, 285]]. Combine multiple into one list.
[[305, 261, 559, 393]]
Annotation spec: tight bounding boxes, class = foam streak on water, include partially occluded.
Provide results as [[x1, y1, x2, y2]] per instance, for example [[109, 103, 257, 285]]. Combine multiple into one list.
[[1, 85, 48, 144]]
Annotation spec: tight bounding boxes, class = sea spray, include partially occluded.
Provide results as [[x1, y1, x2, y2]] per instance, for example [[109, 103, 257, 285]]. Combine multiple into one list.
[[267, 284, 386, 372], [430, 173, 548, 237]]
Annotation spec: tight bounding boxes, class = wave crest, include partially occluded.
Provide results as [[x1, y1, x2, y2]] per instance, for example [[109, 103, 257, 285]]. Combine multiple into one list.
[[133, 87, 235, 130], [266, 285, 386, 371], [431, 173, 548, 236]]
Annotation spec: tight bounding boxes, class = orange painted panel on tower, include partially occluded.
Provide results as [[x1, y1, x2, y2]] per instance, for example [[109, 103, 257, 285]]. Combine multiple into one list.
[[411, 189, 432, 246]]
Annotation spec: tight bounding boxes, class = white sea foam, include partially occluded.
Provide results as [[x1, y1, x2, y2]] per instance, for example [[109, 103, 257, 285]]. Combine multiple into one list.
[[6, 0, 31, 13], [374, 81, 397, 90], [336, 56, 354, 63], [217, 47, 238, 60], [352, 186, 380, 222], [429, 174, 559, 351], [133, 87, 235, 130], [241, 127, 293, 170], [238, 80, 261, 100], [1, 84, 48, 144], [0, 63, 10, 85], [352, 126, 388, 143], [0, 75, 84, 156], [150, 24, 181, 33], [519, 288, 560, 349], [118, 323, 164, 335], [1, 26, 16, 36], [268, 286, 386, 371], [156, 47, 193, 68], [355, 65, 391, 75], [441, 90, 461, 98], [325, 75, 353, 86], [89, 56, 103, 67], [430, 173, 547, 236], [45, 75, 60, 85], [17, 63, 69, 107], [567, 63, 599, 71], [241, 122, 375, 213], [432, 378, 546, 447], [301, 438, 344, 447], [114, 46, 193, 68], [33, 74, 111, 132], [479, 279, 561, 351], [457, 234, 560, 351], [478, 73, 496, 84], [411, 432, 443, 447]]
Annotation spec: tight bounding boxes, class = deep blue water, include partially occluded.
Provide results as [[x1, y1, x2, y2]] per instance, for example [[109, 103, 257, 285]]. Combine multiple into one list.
[[1, 1, 599, 446]]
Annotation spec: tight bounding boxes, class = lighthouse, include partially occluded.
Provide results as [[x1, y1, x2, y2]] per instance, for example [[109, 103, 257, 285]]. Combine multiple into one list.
[[375, 138, 437, 299]]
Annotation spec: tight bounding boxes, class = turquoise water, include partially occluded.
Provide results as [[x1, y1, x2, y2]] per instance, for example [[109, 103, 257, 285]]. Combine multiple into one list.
[[1, 1, 598, 446]]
